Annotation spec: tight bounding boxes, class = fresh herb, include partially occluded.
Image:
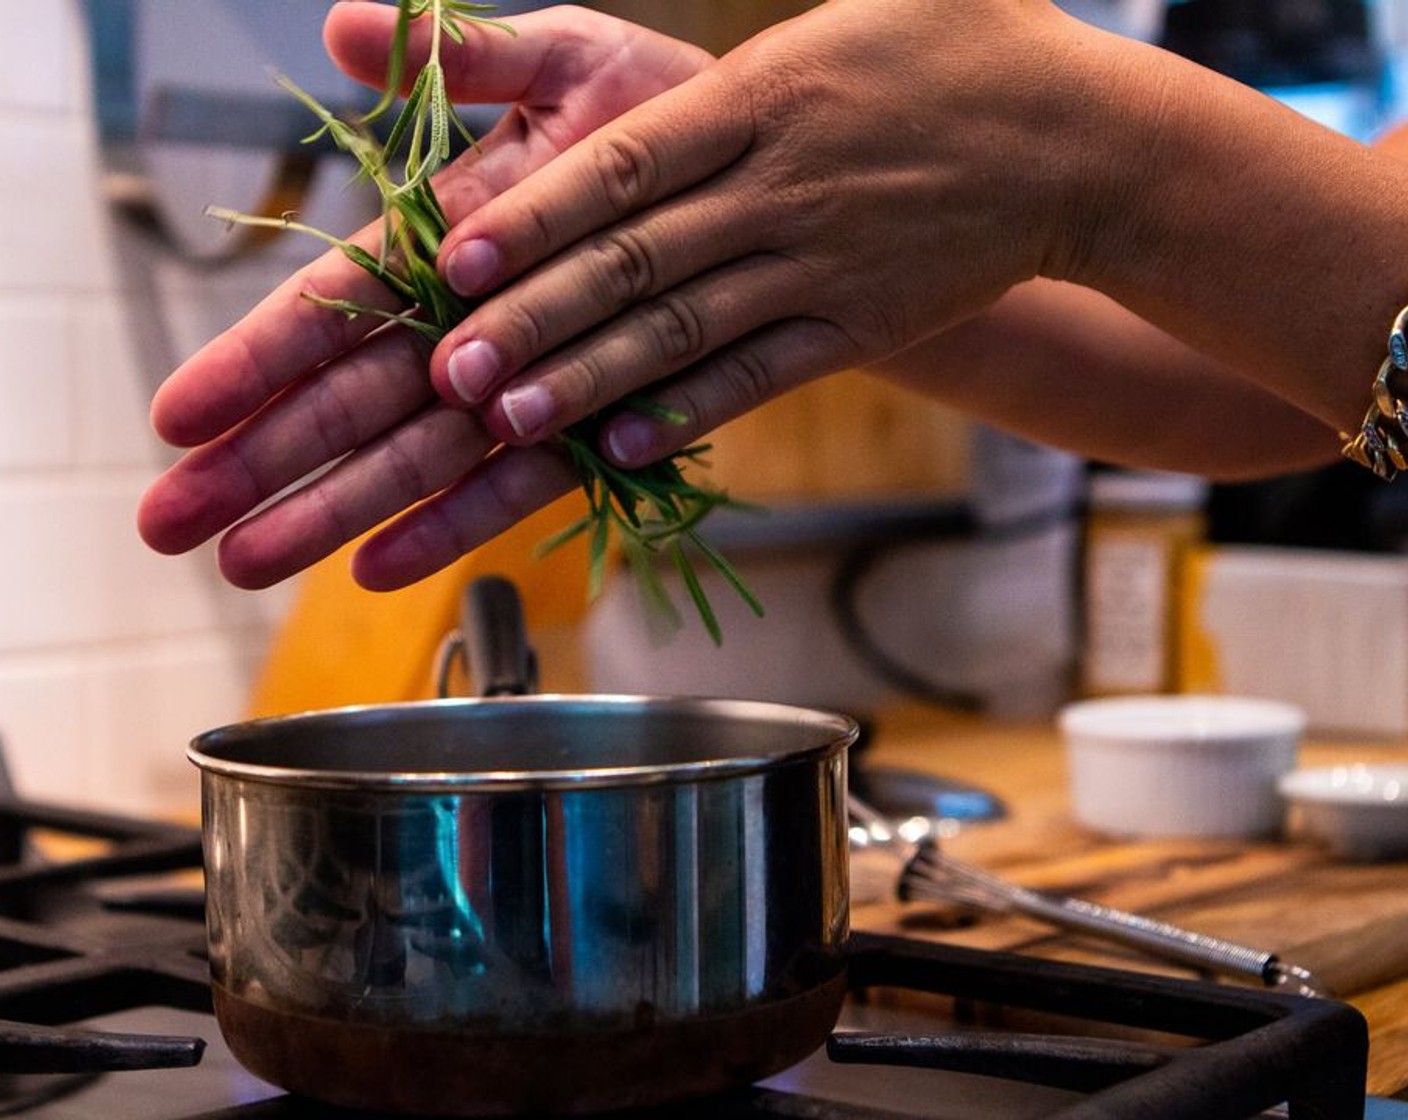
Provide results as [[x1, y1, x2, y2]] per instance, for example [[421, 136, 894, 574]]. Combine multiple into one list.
[[211, 0, 761, 644]]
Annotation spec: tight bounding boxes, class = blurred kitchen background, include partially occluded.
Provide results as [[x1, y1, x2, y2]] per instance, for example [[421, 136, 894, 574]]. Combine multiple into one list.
[[4, 0, 1408, 816]]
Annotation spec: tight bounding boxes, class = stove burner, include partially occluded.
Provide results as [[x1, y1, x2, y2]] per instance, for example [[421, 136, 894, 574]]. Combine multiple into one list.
[[838, 933, 1366, 1119], [0, 782, 1370, 1119], [0, 788, 208, 1076]]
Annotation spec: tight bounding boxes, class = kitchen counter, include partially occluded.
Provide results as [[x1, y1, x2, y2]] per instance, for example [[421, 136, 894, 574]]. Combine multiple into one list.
[[850, 705, 1408, 1100]]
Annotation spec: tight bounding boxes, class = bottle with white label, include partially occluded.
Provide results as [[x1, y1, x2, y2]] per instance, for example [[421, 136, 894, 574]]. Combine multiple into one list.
[[1080, 469, 1208, 696]]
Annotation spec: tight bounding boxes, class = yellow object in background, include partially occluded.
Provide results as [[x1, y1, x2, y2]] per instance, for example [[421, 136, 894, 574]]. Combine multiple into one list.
[[1175, 546, 1221, 695], [1078, 471, 1207, 697], [246, 495, 590, 717]]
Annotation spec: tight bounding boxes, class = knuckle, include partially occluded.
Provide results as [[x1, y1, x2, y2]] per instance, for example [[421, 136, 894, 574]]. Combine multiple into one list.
[[298, 272, 381, 352], [297, 485, 356, 561], [844, 297, 912, 355], [671, 345, 777, 427], [478, 458, 537, 526], [375, 410, 478, 509], [655, 386, 710, 447], [746, 55, 814, 143], [496, 298, 550, 360], [714, 346, 778, 413], [208, 437, 266, 515], [421, 497, 477, 564], [593, 133, 661, 216], [521, 197, 558, 257], [491, 191, 559, 262], [477, 446, 575, 532], [590, 227, 659, 306], [746, 51, 802, 121], [378, 429, 438, 508], [221, 329, 280, 414], [304, 375, 361, 456], [306, 330, 427, 455], [643, 293, 707, 366], [740, 62, 832, 215], [554, 350, 611, 417]]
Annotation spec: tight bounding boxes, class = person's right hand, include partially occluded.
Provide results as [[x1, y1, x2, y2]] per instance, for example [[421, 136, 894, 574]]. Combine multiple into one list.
[[423, 0, 1404, 491], [137, 2, 712, 591], [425, 0, 1116, 463]]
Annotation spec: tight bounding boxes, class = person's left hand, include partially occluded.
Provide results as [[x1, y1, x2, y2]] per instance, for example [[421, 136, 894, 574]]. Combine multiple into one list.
[[137, 3, 711, 590]]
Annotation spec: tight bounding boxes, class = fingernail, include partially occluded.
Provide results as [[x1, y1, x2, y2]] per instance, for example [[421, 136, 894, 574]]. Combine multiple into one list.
[[446, 339, 502, 404], [500, 382, 555, 439], [446, 238, 501, 296], [606, 414, 657, 465]]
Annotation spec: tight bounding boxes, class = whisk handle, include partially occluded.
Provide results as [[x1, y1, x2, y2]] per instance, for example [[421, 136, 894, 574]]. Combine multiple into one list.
[[1020, 892, 1282, 987]]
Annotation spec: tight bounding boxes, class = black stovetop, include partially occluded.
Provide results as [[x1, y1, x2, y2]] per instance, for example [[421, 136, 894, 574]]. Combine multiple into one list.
[[0, 786, 1371, 1120]]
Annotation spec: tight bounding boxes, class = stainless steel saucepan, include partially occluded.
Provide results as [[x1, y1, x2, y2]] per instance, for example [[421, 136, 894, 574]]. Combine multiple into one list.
[[188, 576, 858, 1115]]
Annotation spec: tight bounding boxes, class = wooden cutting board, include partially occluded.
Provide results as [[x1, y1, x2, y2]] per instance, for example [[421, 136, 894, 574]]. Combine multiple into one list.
[[851, 708, 1408, 1097]]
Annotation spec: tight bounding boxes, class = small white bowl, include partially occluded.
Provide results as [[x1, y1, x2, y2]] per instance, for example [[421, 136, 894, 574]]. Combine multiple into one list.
[[1059, 695, 1305, 839], [1278, 765, 1408, 861]]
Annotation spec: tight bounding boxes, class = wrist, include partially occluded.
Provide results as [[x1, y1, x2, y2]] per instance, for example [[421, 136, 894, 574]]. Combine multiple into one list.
[[1049, 31, 1408, 437], [1033, 25, 1187, 291]]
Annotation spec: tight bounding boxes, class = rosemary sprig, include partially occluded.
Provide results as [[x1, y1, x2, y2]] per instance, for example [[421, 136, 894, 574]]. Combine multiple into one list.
[[211, 0, 761, 644]]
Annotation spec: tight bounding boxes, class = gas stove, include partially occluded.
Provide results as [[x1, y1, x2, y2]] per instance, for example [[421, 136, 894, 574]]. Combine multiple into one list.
[[0, 779, 1369, 1120]]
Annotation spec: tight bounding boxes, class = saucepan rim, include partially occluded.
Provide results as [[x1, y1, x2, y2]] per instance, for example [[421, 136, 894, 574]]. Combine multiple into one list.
[[188, 693, 858, 793]]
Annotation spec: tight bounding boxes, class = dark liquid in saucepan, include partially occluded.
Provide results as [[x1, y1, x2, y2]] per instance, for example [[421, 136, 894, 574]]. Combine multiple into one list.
[[213, 974, 849, 1116]]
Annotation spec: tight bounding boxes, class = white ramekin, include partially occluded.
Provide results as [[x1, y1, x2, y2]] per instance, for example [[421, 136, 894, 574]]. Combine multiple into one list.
[[1278, 764, 1408, 860], [1059, 694, 1306, 839]]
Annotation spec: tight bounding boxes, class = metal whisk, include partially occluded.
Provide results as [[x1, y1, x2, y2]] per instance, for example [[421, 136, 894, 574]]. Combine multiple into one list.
[[848, 794, 1324, 997]]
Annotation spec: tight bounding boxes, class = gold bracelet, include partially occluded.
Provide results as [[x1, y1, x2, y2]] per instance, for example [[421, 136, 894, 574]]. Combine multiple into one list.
[[1340, 304, 1408, 480]]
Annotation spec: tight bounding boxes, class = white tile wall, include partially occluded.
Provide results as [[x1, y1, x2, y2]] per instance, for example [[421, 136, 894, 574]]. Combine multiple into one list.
[[0, 2, 373, 815], [0, 296, 76, 470], [0, 107, 116, 295], [0, 1, 82, 114], [87, 635, 267, 813], [0, 656, 88, 799]]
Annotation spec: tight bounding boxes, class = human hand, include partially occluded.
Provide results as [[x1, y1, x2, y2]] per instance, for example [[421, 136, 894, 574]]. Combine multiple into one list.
[[426, 0, 1109, 466], [137, 2, 711, 590]]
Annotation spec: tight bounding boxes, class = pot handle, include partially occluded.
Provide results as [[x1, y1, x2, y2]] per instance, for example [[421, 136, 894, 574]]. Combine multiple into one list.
[[436, 575, 539, 698]]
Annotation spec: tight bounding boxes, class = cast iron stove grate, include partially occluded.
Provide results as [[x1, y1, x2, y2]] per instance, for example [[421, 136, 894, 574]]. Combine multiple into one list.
[[0, 782, 1369, 1120]]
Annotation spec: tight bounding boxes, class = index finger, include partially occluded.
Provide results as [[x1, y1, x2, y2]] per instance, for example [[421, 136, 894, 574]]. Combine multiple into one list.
[[435, 66, 753, 301], [153, 6, 712, 450], [148, 230, 399, 448]]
